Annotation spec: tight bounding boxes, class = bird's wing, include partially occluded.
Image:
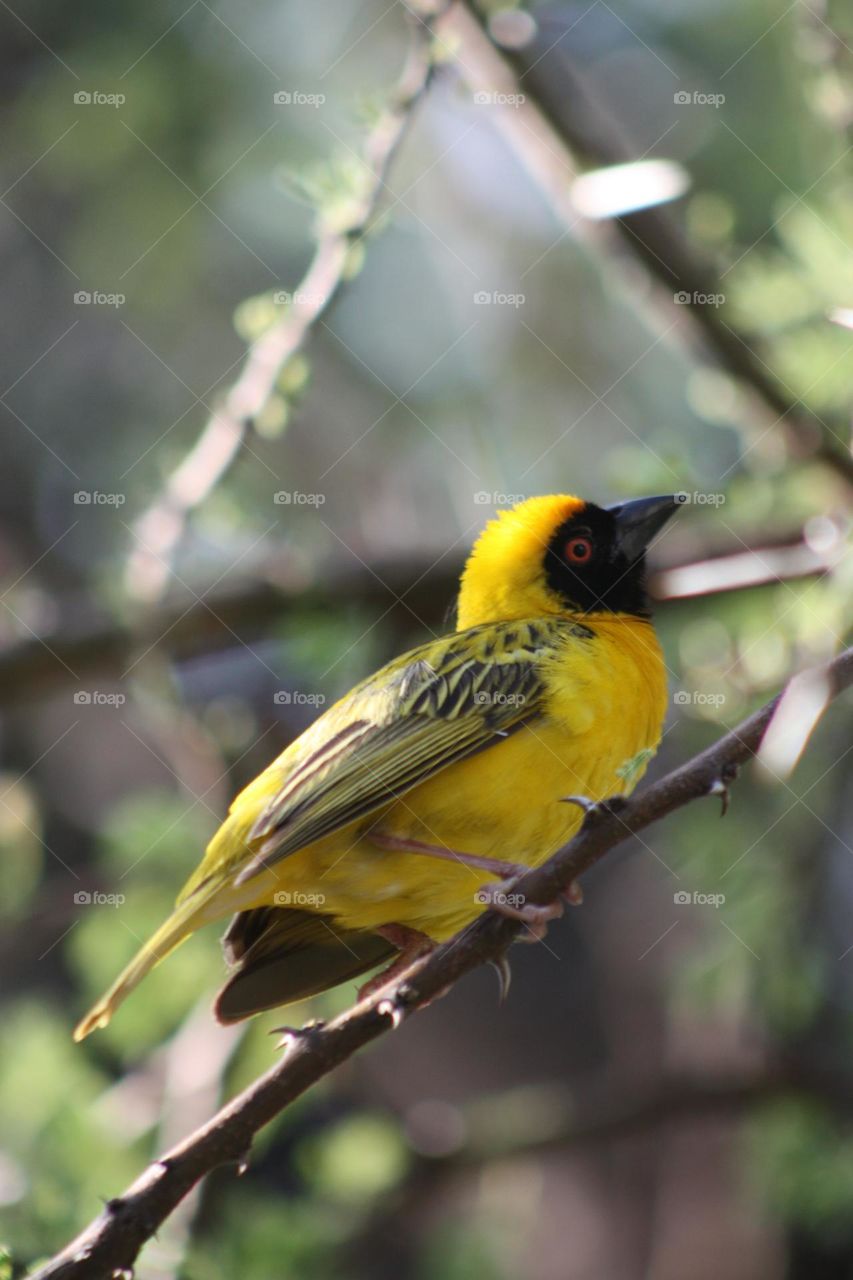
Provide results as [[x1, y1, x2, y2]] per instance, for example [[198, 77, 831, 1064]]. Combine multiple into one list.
[[229, 621, 562, 886]]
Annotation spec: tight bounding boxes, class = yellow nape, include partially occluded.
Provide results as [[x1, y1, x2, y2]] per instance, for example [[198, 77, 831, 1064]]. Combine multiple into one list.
[[457, 495, 585, 629]]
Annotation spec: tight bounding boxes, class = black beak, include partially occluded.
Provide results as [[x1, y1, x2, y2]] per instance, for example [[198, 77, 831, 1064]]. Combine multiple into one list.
[[607, 494, 679, 562]]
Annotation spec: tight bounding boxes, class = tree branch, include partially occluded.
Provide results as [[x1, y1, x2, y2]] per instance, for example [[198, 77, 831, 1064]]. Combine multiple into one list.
[[451, 3, 853, 489], [2, 533, 834, 706], [0, 556, 460, 705], [31, 645, 853, 1280]]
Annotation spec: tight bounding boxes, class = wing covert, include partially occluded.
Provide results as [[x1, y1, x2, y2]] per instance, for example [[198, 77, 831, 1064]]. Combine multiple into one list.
[[233, 622, 554, 885]]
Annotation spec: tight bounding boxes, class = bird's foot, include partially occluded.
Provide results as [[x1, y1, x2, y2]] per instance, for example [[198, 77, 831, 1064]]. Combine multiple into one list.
[[475, 866, 583, 940], [476, 879, 564, 935], [356, 924, 435, 1003], [563, 879, 584, 906]]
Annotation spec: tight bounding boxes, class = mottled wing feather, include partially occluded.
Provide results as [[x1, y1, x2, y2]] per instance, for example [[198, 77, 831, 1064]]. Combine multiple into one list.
[[234, 623, 551, 885]]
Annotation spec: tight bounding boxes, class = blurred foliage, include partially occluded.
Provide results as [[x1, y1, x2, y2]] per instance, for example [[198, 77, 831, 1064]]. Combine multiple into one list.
[[747, 1099, 853, 1232], [1, 0, 852, 1276]]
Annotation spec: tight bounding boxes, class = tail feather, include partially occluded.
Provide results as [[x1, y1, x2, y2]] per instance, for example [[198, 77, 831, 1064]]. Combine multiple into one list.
[[73, 892, 213, 1042], [214, 906, 396, 1023]]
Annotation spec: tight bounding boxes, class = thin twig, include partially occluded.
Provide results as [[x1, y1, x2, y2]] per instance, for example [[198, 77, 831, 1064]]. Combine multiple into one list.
[[123, 5, 443, 604], [31, 645, 853, 1280]]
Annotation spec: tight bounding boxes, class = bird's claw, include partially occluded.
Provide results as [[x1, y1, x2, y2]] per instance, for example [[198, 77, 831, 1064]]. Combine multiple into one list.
[[489, 952, 512, 1000]]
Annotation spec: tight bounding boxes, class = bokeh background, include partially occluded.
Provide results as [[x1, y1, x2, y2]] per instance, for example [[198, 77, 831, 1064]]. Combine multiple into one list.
[[2, 0, 853, 1276]]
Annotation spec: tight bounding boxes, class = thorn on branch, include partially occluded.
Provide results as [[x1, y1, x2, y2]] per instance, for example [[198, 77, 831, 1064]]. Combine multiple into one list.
[[270, 1019, 327, 1052], [708, 762, 739, 816], [560, 793, 629, 824], [376, 998, 406, 1029]]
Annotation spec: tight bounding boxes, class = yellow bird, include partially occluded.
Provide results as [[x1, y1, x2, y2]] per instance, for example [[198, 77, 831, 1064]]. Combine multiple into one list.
[[75, 493, 676, 1040]]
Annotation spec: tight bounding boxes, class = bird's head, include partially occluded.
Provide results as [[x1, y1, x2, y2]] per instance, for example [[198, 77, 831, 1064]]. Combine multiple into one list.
[[456, 493, 678, 628]]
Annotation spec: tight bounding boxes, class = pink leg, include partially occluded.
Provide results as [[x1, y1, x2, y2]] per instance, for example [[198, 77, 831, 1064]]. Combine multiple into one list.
[[369, 831, 584, 911], [357, 924, 435, 1001], [368, 830, 527, 879], [478, 883, 565, 933]]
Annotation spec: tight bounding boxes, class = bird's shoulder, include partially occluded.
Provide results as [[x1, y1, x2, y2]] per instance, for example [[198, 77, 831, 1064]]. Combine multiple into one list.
[[225, 619, 572, 829], [375, 616, 572, 719]]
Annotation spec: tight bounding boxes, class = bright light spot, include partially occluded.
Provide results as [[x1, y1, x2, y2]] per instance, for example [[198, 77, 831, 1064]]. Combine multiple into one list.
[[829, 307, 853, 330], [757, 667, 831, 780], [0, 1151, 26, 1206], [571, 160, 689, 220]]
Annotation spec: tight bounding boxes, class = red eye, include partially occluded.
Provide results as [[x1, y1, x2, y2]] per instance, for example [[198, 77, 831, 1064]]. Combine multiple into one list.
[[565, 536, 593, 564]]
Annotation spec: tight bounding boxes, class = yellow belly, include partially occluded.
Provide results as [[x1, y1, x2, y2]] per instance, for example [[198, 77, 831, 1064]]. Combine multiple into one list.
[[238, 616, 667, 941]]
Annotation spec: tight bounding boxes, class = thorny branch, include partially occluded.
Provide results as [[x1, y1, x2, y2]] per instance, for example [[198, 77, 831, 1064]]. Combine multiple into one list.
[[31, 644, 853, 1280]]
